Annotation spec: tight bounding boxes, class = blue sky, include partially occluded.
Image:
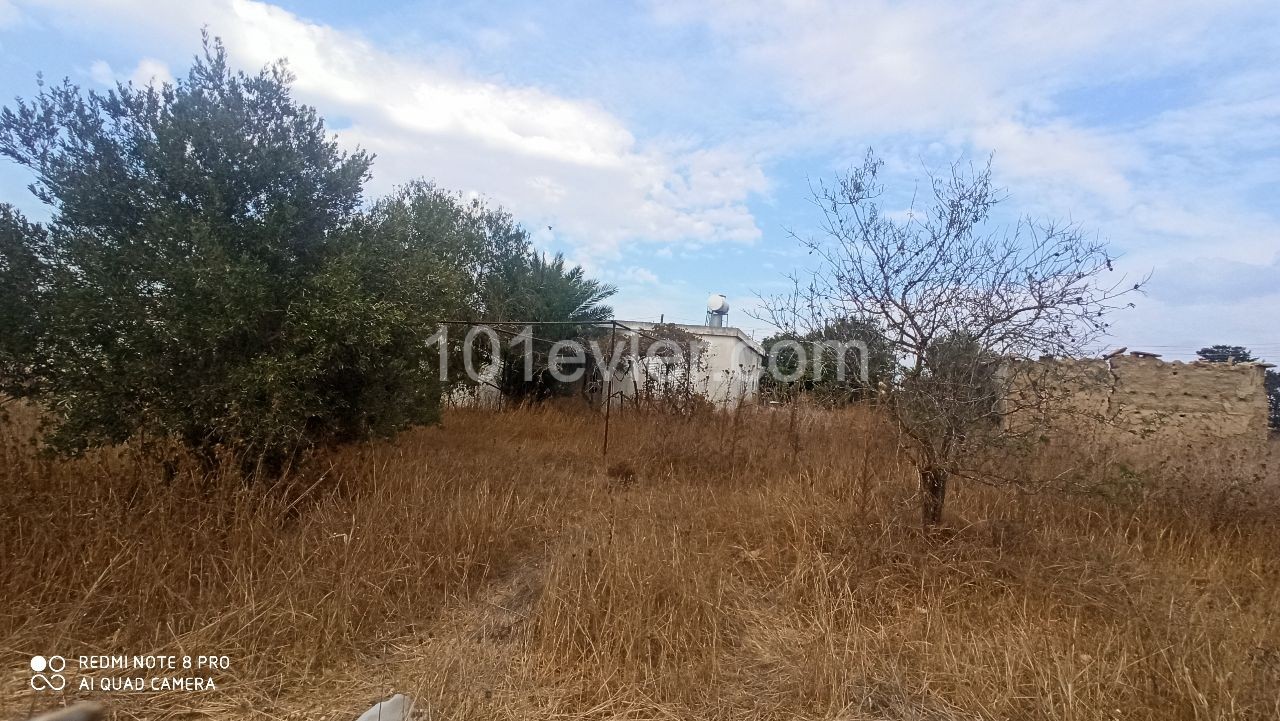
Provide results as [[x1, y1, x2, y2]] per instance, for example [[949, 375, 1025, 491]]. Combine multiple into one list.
[[1, 0, 1277, 358]]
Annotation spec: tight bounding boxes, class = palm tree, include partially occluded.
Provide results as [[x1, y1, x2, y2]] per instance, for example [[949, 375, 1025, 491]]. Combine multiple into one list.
[[491, 252, 616, 401], [524, 253, 615, 324]]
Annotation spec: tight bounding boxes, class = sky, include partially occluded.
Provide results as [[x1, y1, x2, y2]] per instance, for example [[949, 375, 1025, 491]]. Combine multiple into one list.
[[0, 0, 1277, 359]]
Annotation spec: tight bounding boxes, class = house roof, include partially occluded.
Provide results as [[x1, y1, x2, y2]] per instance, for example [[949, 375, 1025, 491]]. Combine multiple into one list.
[[615, 320, 765, 357]]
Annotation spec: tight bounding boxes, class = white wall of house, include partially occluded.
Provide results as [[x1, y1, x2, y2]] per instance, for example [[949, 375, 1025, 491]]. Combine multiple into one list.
[[604, 322, 764, 408]]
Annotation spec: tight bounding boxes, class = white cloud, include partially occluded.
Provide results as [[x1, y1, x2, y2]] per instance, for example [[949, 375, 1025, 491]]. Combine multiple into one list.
[[86, 57, 173, 88], [617, 266, 659, 285], [16, 0, 765, 258], [654, 1, 1265, 135], [656, 0, 1280, 349], [1149, 255, 1280, 306], [970, 120, 1137, 212], [88, 59, 114, 86], [129, 57, 172, 87], [9, 0, 1279, 346]]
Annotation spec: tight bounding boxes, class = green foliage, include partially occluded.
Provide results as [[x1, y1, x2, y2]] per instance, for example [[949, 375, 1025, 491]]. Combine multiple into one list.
[[1195, 345, 1257, 363], [360, 189, 617, 403], [0, 35, 624, 469], [1268, 373, 1279, 430], [359, 180, 536, 393], [520, 252, 616, 326], [0, 204, 49, 404], [363, 180, 534, 318], [760, 316, 893, 404], [0, 38, 437, 472]]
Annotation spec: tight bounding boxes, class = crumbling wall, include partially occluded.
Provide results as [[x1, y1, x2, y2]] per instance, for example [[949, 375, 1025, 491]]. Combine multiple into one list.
[[1008, 354, 1272, 478], [1107, 355, 1269, 446]]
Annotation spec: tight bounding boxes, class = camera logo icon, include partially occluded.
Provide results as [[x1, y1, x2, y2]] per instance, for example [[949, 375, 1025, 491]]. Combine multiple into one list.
[[30, 655, 66, 691]]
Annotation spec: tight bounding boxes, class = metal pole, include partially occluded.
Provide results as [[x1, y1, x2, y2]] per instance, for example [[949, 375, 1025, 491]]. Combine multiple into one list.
[[602, 320, 617, 458]]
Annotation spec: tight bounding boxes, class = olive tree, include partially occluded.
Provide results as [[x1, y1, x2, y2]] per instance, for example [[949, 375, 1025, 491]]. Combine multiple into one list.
[[763, 150, 1143, 525], [0, 204, 48, 408], [0, 38, 445, 474]]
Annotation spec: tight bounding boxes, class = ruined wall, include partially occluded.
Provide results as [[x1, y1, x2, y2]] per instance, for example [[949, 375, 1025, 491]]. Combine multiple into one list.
[[1011, 354, 1272, 468], [1107, 356, 1269, 445]]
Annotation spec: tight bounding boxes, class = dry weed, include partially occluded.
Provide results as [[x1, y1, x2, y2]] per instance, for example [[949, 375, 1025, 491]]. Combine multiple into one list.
[[2, 404, 1278, 720]]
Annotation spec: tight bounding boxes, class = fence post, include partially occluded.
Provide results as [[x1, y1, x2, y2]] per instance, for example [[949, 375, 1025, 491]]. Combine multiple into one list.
[[602, 320, 617, 458]]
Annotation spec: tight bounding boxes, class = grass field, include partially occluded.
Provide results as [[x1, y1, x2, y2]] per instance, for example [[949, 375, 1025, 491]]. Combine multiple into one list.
[[3, 405, 1279, 720]]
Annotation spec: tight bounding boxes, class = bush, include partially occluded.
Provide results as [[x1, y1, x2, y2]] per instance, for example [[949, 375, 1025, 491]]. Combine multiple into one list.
[[0, 38, 442, 473]]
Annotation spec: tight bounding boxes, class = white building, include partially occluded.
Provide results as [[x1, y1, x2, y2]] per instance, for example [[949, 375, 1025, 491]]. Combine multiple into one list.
[[598, 320, 765, 409]]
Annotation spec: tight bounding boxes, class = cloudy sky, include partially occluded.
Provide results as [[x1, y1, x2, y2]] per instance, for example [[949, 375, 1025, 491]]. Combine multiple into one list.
[[1, 0, 1277, 358]]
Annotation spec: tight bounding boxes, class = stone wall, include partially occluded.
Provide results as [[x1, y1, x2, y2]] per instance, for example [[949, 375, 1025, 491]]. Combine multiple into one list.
[[1106, 355, 1270, 445], [1012, 353, 1271, 466]]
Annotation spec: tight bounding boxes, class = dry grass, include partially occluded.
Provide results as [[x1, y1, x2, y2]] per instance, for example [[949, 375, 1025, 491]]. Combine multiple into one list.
[[2, 404, 1279, 720]]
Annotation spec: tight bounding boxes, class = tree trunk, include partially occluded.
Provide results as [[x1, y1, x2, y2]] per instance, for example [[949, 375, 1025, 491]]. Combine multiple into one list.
[[920, 465, 948, 527]]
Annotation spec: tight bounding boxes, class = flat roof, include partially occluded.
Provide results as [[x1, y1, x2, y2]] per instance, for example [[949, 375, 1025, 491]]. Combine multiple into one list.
[[615, 320, 765, 357]]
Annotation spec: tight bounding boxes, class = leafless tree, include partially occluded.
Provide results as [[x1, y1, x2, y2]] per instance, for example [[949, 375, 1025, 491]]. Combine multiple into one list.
[[621, 323, 712, 415], [761, 150, 1145, 526]]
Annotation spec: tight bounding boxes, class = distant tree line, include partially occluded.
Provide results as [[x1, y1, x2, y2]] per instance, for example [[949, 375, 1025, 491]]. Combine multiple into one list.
[[760, 316, 895, 404], [0, 36, 614, 475]]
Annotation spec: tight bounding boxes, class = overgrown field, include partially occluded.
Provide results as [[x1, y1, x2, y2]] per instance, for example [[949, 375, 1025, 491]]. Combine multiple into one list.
[[3, 405, 1279, 720]]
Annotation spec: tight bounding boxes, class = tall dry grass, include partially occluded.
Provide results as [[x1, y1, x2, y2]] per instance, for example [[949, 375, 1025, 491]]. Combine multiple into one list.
[[2, 403, 1278, 720]]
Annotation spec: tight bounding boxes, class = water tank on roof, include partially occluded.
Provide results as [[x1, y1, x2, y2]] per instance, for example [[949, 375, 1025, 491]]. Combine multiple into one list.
[[706, 294, 729, 327]]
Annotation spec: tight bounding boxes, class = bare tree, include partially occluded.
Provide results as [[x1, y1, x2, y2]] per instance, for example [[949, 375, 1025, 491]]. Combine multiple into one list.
[[762, 150, 1144, 526], [620, 324, 712, 415]]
